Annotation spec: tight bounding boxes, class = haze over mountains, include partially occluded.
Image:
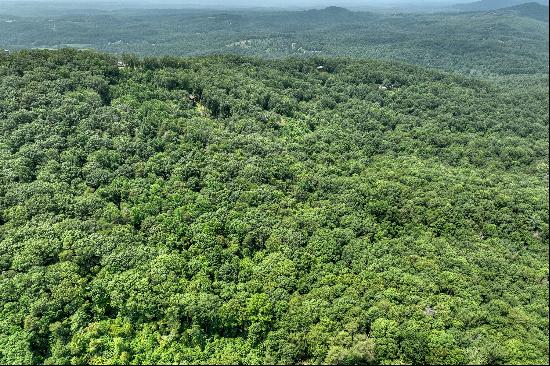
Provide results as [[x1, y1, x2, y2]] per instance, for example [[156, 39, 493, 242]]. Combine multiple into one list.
[[0, 0, 541, 12], [1, 0, 548, 17]]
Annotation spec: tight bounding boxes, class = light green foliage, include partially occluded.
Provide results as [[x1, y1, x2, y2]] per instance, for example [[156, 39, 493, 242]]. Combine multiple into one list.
[[0, 49, 548, 364]]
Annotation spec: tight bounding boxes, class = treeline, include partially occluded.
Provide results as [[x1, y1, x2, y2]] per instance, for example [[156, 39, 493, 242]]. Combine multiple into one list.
[[0, 49, 548, 364]]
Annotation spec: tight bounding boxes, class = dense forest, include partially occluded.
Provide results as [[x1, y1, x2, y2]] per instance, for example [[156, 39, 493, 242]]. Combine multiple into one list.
[[0, 0, 549, 364], [0, 48, 548, 364], [1, 4, 548, 76]]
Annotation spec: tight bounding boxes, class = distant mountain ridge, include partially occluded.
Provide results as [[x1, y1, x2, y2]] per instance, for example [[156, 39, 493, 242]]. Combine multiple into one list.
[[499, 2, 549, 22], [454, 0, 549, 11], [301, 6, 354, 18]]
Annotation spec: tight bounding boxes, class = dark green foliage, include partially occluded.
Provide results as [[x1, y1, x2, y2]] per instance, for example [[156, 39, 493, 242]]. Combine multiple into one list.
[[0, 49, 547, 364]]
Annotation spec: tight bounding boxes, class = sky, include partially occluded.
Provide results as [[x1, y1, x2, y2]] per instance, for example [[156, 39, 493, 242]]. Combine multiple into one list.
[[0, 0, 474, 6], [5, 0, 548, 9], [137, 0, 469, 4]]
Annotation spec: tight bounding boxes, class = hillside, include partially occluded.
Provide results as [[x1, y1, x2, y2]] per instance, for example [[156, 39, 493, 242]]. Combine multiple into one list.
[[498, 2, 550, 22], [454, 0, 549, 11], [0, 6, 548, 76], [0, 49, 548, 365]]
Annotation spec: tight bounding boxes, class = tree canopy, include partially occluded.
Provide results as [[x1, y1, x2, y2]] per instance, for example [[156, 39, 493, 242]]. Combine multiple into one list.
[[0, 49, 548, 364]]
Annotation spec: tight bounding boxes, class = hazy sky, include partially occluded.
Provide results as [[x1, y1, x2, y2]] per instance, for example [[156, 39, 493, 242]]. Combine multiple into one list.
[[2, 0, 473, 5]]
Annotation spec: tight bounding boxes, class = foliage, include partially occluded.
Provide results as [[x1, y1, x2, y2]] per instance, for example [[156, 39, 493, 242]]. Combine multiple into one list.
[[0, 49, 548, 364]]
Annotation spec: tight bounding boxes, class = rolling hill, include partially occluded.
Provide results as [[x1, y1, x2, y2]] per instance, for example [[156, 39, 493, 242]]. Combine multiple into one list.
[[454, 0, 549, 11]]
